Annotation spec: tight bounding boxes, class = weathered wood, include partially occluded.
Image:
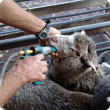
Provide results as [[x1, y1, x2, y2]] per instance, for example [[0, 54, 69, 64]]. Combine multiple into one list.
[[0, 0, 109, 50], [0, 14, 109, 40], [0, 30, 30, 40], [30, 0, 108, 16], [53, 14, 110, 29]]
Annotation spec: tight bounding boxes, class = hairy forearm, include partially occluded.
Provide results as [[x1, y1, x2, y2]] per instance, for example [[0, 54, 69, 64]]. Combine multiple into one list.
[[0, 68, 24, 107], [0, 0, 46, 35]]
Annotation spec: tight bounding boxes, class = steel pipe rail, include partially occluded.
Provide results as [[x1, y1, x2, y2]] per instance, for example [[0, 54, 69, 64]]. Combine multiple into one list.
[[96, 41, 110, 46], [0, 0, 109, 38], [60, 21, 110, 35], [50, 12, 110, 27], [1, 11, 110, 36], [1, 21, 110, 47], [0, 34, 37, 46], [1, 7, 110, 28], [96, 47, 110, 52], [42, 7, 110, 20], [29, 0, 108, 16], [0, 29, 20, 35], [1, 6, 110, 27]]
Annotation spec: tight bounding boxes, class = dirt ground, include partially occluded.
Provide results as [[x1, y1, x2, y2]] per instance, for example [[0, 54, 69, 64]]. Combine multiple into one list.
[[0, 0, 110, 70]]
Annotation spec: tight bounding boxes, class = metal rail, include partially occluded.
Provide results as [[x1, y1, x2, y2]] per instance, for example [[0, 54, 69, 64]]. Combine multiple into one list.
[[42, 7, 110, 20], [49, 12, 110, 27], [1, 7, 110, 28], [1, 21, 110, 47], [0, 29, 20, 35], [96, 41, 110, 46], [60, 21, 110, 35], [96, 47, 110, 52], [1, 11, 110, 35], [0, 0, 109, 39], [29, 0, 108, 16]]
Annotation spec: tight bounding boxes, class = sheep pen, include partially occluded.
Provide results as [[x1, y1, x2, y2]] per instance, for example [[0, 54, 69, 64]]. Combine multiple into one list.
[[3, 32, 106, 110]]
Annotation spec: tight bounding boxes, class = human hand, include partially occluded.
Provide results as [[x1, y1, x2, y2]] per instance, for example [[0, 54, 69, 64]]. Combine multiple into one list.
[[10, 54, 47, 83], [39, 27, 61, 62]]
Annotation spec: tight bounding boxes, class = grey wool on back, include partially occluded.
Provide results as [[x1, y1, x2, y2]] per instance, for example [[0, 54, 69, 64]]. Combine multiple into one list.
[[4, 78, 93, 110], [47, 33, 104, 94], [48, 57, 104, 94]]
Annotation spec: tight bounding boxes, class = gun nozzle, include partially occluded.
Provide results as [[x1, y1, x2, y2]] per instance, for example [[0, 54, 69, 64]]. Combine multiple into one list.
[[19, 50, 33, 55]]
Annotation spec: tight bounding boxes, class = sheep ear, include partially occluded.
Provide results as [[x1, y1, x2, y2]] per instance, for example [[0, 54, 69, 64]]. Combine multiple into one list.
[[81, 30, 86, 35], [101, 62, 110, 75], [82, 59, 96, 71], [86, 61, 96, 72]]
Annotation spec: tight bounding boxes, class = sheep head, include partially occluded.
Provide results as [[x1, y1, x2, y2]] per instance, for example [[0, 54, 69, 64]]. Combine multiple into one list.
[[46, 31, 97, 71]]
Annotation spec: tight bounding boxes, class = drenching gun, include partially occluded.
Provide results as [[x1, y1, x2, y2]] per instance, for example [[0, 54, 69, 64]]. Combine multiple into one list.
[[0, 46, 56, 87]]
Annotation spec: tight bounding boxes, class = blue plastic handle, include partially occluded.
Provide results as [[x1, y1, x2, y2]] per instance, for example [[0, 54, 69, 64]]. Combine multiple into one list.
[[20, 49, 39, 86], [32, 81, 40, 85]]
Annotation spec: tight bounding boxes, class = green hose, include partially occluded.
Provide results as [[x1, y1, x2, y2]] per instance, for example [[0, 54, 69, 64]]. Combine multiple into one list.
[[0, 52, 20, 88]]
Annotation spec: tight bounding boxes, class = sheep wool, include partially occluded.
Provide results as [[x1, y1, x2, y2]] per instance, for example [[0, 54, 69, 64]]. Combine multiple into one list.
[[4, 78, 93, 110], [47, 32, 104, 94]]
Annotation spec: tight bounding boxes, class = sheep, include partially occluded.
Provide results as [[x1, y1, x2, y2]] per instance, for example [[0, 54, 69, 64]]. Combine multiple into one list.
[[4, 77, 93, 110], [4, 31, 104, 110], [4, 61, 109, 110], [98, 50, 110, 75], [98, 50, 110, 65], [92, 62, 110, 110], [46, 32, 104, 94]]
